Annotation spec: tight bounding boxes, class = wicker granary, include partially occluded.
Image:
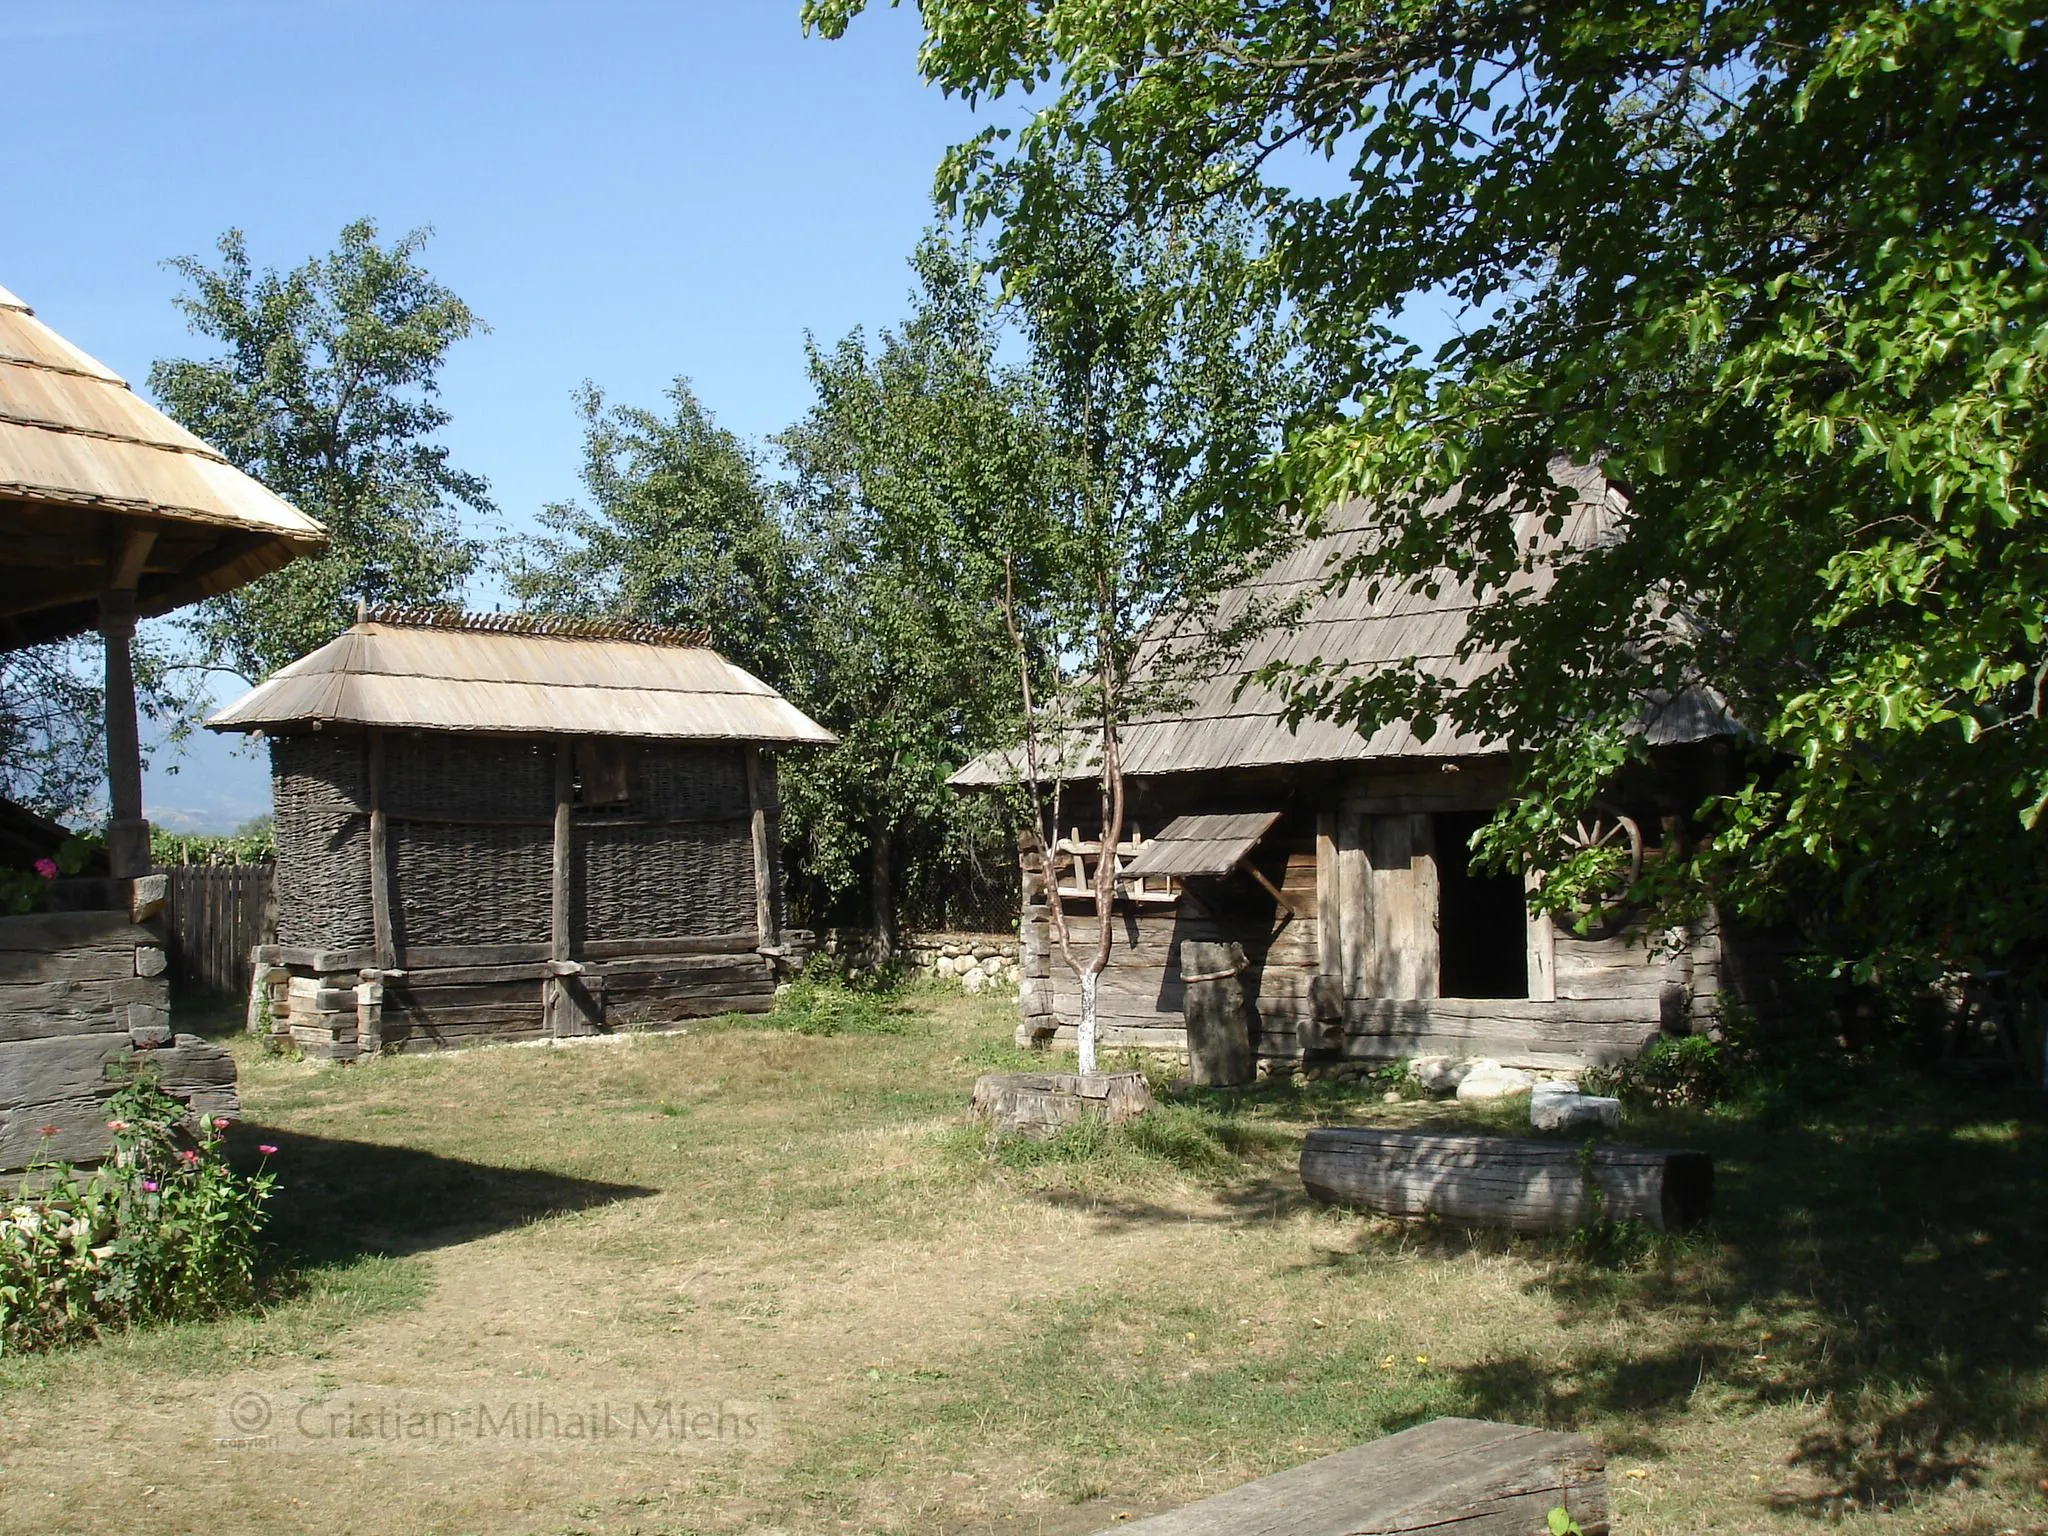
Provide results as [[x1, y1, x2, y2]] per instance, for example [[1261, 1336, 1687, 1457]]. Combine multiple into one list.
[[954, 466, 1776, 1078], [208, 608, 835, 1056]]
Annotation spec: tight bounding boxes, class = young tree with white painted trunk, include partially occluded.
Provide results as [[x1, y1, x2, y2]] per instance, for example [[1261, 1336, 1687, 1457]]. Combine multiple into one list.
[[1000, 154, 1321, 1073]]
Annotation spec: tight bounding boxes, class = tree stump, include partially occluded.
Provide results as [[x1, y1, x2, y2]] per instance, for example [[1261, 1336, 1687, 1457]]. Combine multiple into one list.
[[1180, 939, 1254, 1087], [971, 1070, 1153, 1141]]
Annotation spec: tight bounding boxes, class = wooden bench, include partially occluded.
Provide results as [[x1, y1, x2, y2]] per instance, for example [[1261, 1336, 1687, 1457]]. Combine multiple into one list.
[[1092, 1417, 1607, 1534], [1301, 1127, 1713, 1233]]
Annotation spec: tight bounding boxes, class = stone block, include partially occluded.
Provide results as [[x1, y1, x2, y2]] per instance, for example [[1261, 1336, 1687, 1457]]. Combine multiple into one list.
[[1455, 1060, 1534, 1102]]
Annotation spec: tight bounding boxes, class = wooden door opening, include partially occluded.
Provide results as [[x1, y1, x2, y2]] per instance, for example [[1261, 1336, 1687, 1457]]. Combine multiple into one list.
[[1435, 810, 1530, 999]]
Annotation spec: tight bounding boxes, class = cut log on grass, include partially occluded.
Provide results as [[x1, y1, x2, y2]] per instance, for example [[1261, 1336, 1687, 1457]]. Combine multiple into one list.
[[971, 1070, 1152, 1141], [1301, 1127, 1712, 1233], [1093, 1415, 1607, 1534]]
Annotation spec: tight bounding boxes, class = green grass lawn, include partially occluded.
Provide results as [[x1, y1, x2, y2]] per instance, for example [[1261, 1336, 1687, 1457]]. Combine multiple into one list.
[[0, 985, 2042, 1535]]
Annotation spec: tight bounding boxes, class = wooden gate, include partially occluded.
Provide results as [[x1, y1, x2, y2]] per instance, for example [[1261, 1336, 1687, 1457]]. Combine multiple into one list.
[[155, 863, 273, 996]]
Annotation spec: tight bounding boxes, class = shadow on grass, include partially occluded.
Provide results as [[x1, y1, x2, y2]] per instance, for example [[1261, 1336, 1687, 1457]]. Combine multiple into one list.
[[1380, 1073, 2048, 1514], [223, 1122, 656, 1264]]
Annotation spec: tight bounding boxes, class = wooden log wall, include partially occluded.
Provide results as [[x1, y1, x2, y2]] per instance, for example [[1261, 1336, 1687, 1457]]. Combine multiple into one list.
[[1013, 762, 1729, 1072], [0, 888, 240, 1176], [1020, 838, 1322, 1058], [256, 935, 779, 1060], [155, 862, 273, 997]]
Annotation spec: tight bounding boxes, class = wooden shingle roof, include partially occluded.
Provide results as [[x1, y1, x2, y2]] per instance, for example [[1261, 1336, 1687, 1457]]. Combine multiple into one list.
[[953, 465, 1731, 785], [207, 608, 838, 746], [0, 281, 326, 647]]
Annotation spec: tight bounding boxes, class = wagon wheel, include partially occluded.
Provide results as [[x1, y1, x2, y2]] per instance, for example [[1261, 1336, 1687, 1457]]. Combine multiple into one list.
[[1554, 804, 1645, 939]]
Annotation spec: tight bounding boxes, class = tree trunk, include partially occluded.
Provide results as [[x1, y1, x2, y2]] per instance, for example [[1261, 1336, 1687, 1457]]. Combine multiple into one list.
[[867, 820, 896, 969], [1077, 964, 1100, 1073]]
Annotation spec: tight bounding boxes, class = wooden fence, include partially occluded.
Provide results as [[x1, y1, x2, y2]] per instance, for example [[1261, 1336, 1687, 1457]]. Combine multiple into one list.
[[155, 863, 273, 997]]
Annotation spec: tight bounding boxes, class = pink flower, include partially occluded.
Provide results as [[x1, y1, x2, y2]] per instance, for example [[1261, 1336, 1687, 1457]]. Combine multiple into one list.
[[178, 1148, 199, 1165], [257, 1144, 278, 1156], [38, 1125, 58, 1138], [106, 1120, 128, 1132], [213, 1117, 230, 1131], [33, 858, 57, 880], [141, 1179, 158, 1193]]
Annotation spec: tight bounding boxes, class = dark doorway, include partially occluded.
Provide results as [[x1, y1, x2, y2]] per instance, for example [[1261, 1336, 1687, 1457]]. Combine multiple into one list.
[[1435, 810, 1530, 999]]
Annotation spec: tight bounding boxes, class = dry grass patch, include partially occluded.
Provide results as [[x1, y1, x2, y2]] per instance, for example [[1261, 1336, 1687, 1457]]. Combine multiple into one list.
[[0, 983, 2041, 1536]]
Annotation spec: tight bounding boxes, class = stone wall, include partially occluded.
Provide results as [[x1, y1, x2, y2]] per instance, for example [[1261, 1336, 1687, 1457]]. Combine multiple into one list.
[[818, 929, 1021, 995]]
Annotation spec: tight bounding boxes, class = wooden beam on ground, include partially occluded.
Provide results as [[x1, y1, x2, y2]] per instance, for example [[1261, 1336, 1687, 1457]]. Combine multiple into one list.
[[1093, 1416, 1607, 1535], [1301, 1126, 1713, 1233]]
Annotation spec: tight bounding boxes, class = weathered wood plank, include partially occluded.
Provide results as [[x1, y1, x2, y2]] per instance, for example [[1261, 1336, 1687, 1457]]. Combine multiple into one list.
[[1302, 1127, 1712, 1233], [1368, 812, 1438, 1000], [368, 728, 395, 971], [396, 942, 552, 968], [590, 953, 774, 978], [577, 935, 758, 959], [1336, 806, 1371, 997], [606, 993, 774, 1024], [0, 910, 146, 952], [1100, 1416, 1607, 1535], [0, 1033, 131, 1112], [380, 1003, 546, 1027]]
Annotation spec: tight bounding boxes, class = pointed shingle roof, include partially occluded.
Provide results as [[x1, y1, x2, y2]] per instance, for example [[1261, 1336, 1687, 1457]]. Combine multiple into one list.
[[0, 281, 326, 647]]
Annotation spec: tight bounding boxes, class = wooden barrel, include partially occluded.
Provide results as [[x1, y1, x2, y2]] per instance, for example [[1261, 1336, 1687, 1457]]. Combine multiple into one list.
[[1180, 939, 1254, 1087]]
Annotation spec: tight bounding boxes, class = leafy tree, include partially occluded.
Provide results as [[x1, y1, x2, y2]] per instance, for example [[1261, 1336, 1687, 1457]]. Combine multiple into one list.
[[0, 640, 200, 825], [506, 379, 797, 686], [150, 220, 489, 681], [998, 157, 1321, 1070], [777, 236, 1060, 958], [810, 0, 2048, 985]]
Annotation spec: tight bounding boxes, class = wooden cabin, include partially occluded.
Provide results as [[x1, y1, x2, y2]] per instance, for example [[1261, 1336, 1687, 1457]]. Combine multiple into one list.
[[208, 608, 835, 1057], [0, 280, 325, 1173], [954, 467, 1765, 1077]]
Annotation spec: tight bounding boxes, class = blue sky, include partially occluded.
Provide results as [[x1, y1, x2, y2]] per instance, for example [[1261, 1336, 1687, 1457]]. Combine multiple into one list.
[[3, 0, 993, 829]]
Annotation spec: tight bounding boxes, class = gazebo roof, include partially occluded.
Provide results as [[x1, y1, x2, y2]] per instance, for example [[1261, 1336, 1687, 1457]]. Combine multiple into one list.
[[207, 608, 839, 746], [0, 281, 326, 648]]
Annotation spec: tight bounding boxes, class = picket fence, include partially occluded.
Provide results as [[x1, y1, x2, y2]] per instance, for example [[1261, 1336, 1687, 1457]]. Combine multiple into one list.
[[154, 862, 273, 996]]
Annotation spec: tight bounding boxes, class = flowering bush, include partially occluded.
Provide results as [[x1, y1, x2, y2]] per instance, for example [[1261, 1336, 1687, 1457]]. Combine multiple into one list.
[[0, 1076, 275, 1352], [0, 834, 103, 916]]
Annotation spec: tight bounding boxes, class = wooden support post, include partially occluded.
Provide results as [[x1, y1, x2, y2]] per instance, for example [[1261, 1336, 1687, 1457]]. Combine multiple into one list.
[[1525, 870, 1556, 1003], [1315, 811, 1339, 975], [1335, 803, 1371, 999], [552, 738, 573, 964], [744, 746, 778, 952], [98, 524, 156, 879], [367, 728, 395, 971], [543, 736, 596, 1037]]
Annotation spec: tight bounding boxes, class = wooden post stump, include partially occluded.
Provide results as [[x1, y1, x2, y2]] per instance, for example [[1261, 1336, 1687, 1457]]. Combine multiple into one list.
[[1180, 939, 1254, 1087], [971, 1070, 1153, 1141], [1091, 1416, 1607, 1534], [1301, 1127, 1712, 1233]]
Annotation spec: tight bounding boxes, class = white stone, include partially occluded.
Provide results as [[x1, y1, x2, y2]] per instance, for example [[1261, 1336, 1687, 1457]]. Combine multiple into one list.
[[1411, 1055, 1470, 1096], [982, 955, 1004, 974], [1530, 1091, 1623, 1132], [961, 968, 988, 995], [1454, 1060, 1534, 1102]]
